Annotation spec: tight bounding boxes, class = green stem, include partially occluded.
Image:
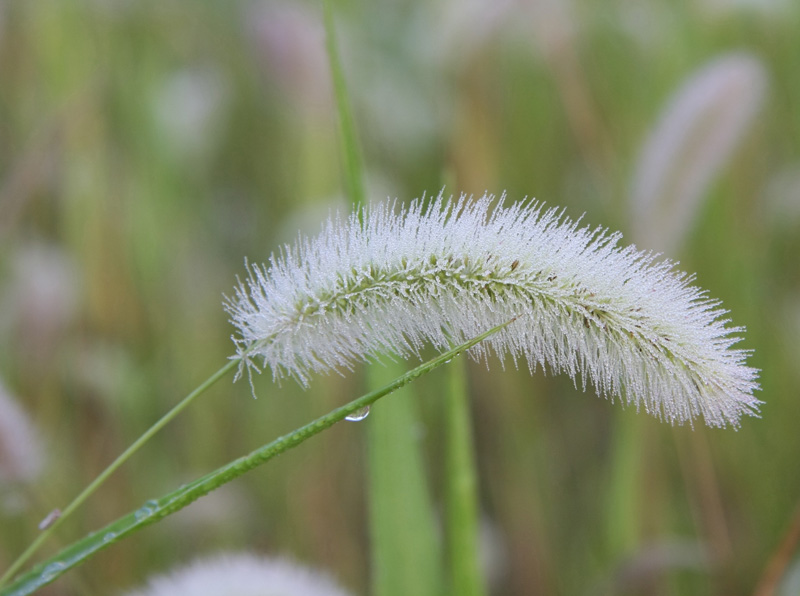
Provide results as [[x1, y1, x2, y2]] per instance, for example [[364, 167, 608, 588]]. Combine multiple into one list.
[[0, 358, 239, 591], [445, 356, 486, 596], [323, 0, 365, 208], [0, 320, 515, 596]]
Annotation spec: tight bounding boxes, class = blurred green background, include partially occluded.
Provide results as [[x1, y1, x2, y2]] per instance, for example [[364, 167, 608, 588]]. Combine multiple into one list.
[[1, 0, 798, 594]]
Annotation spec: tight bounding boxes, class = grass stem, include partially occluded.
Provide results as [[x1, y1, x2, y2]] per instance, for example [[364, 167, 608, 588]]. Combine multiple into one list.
[[445, 357, 486, 596]]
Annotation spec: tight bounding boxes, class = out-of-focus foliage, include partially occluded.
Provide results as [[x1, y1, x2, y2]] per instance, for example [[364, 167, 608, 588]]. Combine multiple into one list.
[[0, 0, 798, 594]]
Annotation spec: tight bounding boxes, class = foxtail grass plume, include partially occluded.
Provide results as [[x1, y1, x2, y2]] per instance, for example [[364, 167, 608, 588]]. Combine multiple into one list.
[[630, 52, 767, 253], [225, 193, 760, 428], [120, 553, 353, 596]]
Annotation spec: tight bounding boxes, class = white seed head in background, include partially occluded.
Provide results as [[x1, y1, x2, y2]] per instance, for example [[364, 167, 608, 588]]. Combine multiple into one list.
[[226, 193, 761, 428], [120, 553, 354, 596], [629, 52, 767, 254]]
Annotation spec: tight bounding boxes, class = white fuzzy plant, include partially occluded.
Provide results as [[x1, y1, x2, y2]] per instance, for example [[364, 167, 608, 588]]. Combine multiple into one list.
[[226, 192, 760, 428]]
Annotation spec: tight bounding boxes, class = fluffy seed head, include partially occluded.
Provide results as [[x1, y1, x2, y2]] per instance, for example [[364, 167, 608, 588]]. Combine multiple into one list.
[[225, 193, 761, 428], [120, 553, 353, 596]]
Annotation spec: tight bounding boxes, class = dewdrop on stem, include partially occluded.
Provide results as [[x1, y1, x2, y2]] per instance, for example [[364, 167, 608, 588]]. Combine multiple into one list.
[[225, 192, 761, 428], [345, 405, 371, 422]]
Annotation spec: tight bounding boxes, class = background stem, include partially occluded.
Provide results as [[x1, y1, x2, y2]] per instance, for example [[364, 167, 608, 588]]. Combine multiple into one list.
[[323, 0, 365, 208], [368, 362, 443, 596], [445, 356, 486, 596], [321, 4, 447, 594]]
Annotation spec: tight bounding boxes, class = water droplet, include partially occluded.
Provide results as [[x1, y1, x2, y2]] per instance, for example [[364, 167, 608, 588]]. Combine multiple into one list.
[[345, 405, 371, 422], [103, 532, 117, 543], [134, 499, 160, 521], [40, 561, 67, 581]]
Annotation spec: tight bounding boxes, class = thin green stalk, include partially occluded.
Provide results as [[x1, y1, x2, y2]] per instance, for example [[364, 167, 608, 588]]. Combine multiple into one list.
[[445, 356, 486, 596], [322, 4, 445, 594], [323, 0, 365, 208], [0, 320, 515, 596], [0, 358, 239, 591]]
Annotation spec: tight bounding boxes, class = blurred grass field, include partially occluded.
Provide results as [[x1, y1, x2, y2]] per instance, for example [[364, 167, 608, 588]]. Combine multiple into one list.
[[1, 0, 799, 594]]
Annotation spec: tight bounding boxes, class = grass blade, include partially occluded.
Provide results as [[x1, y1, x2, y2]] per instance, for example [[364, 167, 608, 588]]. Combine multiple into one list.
[[0, 321, 513, 596]]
